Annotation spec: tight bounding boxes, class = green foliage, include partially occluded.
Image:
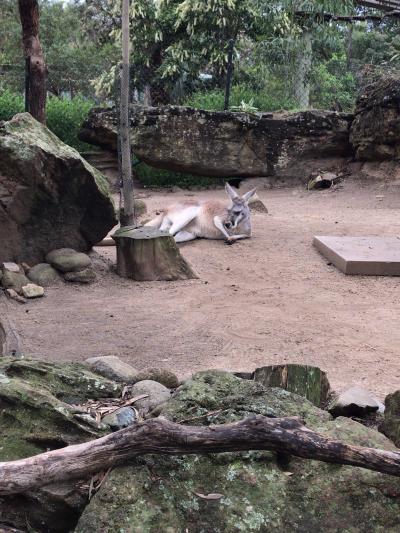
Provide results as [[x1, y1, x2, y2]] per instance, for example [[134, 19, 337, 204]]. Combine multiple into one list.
[[0, 92, 94, 152], [135, 162, 222, 189], [46, 97, 95, 152], [311, 58, 356, 111], [0, 90, 24, 121], [184, 83, 295, 112]]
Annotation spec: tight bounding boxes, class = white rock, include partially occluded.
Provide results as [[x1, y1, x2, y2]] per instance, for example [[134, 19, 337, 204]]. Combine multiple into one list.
[[21, 283, 44, 298], [2, 262, 20, 273]]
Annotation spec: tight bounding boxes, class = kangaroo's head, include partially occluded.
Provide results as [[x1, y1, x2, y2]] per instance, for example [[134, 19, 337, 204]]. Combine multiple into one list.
[[224, 182, 257, 229]]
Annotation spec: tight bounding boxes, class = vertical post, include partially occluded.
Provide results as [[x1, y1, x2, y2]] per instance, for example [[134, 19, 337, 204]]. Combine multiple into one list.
[[24, 56, 30, 112], [119, 0, 135, 227], [224, 39, 235, 111]]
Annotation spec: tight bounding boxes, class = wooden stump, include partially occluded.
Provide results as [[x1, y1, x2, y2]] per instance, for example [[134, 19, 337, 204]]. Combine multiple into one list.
[[112, 226, 197, 281], [254, 364, 330, 407]]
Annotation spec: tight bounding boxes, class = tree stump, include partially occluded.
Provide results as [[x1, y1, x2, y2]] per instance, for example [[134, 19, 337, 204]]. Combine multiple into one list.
[[254, 364, 331, 407], [112, 226, 197, 281]]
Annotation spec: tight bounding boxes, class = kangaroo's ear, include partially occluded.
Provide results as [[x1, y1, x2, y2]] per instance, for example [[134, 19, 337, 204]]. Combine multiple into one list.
[[225, 182, 239, 200], [242, 188, 257, 204]]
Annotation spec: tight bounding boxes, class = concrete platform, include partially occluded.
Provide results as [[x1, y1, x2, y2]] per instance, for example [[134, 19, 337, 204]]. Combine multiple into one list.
[[313, 236, 400, 275]]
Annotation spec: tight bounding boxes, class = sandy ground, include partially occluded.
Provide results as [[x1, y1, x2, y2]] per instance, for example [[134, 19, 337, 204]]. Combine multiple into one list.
[[6, 180, 400, 400]]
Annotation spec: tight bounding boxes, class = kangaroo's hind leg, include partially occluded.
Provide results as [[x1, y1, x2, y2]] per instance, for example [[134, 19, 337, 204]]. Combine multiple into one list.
[[174, 230, 196, 243], [169, 206, 200, 236]]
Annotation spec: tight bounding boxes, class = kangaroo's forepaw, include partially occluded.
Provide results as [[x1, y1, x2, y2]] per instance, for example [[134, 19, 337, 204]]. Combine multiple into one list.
[[225, 238, 235, 245]]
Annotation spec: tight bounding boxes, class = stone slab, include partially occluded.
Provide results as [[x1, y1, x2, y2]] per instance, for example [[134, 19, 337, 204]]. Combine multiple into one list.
[[313, 235, 400, 276]]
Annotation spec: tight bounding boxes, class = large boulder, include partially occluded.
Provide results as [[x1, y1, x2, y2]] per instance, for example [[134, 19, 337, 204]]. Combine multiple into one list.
[[76, 371, 400, 533], [0, 113, 117, 264], [79, 106, 353, 179], [350, 74, 400, 161], [0, 357, 122, 533]]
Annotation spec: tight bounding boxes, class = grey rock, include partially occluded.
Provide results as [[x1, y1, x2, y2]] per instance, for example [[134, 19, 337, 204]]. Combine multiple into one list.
[[130, 379, 171, 412], [85, 355, 139, 383], [328, 386, 385, 417], [64, 268, 96, 283], [102, 406, 137, 430], [46, 248, 92, 273], [132, 367, 179, 388], [28, 263, 60, 286], [21, 283, 44, 298], [0, 113, 117, 265]]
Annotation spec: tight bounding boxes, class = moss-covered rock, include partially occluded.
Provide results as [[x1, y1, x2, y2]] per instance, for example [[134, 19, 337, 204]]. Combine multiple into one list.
[[156, 370, 331, 427], [0, 358, 123, 532], [380, 390, 400, 447], [76, 371, 400, 532], [0, 358, 122, 463]]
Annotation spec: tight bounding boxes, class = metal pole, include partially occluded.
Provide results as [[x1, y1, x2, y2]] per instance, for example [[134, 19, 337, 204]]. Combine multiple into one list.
[[224, 39, 235, 111], [24, 56, 30, 112], [119, 0, 135, 227]]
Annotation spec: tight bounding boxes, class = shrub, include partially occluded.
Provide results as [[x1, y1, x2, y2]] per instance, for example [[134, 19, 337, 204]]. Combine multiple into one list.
[[0, 91, 94, 151], [0, 90, 24, 121], [46, 96, 94, 151], [184, 83, 296, 112], [135, 162, 223, 189]]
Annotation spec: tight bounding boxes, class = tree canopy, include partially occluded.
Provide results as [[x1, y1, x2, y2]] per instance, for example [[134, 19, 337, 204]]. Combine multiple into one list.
[[1, 0, 400, 110]]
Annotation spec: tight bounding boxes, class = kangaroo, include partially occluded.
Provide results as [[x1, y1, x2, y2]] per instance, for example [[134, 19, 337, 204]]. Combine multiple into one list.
[[145, 183, 257, 244]]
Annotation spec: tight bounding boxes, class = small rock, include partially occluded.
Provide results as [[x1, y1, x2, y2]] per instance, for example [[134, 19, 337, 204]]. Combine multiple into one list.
[[64, 268, 96, 284], [2, 262, 20, 273], [328, 386, 384, 417], [130, 380, 171, 412], [132, 368, 179, 388], [1, 269, 30, 294], [46, 248, 91, 273], [85, 356, 139, 383], [5, 288, 27, 304], [102, 407, 137, 430], [28, 263, 60, 286], [21, 283, 44, 299]]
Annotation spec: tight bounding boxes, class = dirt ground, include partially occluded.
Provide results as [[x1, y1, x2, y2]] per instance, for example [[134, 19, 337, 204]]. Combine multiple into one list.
[[7, 180, 400, 400]]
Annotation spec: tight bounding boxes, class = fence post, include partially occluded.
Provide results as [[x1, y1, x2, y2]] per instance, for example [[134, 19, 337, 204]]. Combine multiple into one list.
[[24, 56, 30, 112], [224, 39, 235, 111], [119, 0, 135, 227]]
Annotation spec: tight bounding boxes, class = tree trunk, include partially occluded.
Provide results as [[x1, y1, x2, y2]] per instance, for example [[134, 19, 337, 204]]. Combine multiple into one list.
[[18, 0, 47, 124], [112, 226, 197, 281], [294, 30, 312, 109], [0, 416, 400, 496]]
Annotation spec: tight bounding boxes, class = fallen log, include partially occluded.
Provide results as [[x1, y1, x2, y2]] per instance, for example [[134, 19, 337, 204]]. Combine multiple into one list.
[[0, 415, 399, 495]]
